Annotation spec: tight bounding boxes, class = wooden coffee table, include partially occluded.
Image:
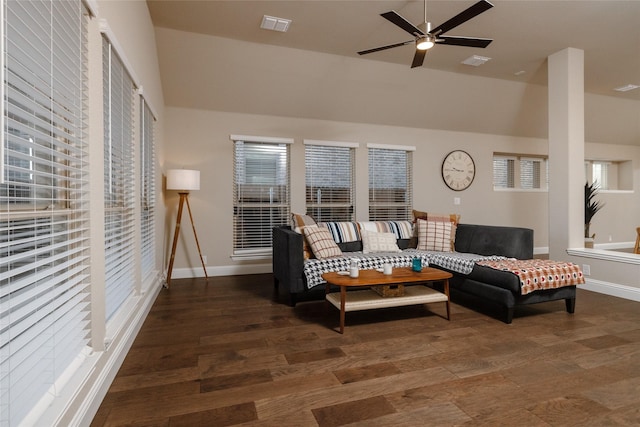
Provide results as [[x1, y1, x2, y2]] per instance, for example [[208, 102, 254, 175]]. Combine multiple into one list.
[[322, 267, 453, 334]]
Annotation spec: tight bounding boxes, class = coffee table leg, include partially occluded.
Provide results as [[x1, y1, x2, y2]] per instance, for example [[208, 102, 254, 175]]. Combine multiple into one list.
[[444, 279, 450, 320], [340, 286, 346, 334]]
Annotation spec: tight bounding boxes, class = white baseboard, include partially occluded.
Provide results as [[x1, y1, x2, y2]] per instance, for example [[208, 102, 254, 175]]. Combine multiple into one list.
[[55, 276, 163, 427], [581, 278, 640, 302], [170, 263, 272, 279]]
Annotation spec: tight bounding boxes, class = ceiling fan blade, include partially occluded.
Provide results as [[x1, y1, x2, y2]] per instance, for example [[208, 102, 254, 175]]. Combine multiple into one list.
[[358, 40, 414, 55], [411, 49, 427, 68], [430, 0, 493, 37], [436, 35, 493, 48], [381, 10, 425, 37]]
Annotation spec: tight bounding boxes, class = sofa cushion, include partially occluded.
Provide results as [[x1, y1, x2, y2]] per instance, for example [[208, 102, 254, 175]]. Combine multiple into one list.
[[320, 221, 361, 243], [358, 221, 413, 239], [361, 229, 401, 253], [303, 225, 343, 259], [416, 219, 453, 252], [292, 213, 317, 260]]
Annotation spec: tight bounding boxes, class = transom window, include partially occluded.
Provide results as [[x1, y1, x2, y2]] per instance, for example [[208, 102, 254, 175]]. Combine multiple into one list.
[[493, 153, 548, 191]]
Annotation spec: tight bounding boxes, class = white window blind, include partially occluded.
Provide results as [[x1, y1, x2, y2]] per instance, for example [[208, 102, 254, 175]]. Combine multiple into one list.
[[493, 156, 515, 189], [1, 1, 90, 426], [520, 157, 546, 189], [368, 146, 413, 221], [103, 36, 136, 320], [305, 142, 355, 222], [140, 98, 156, 283], [232, 138, 290, 255]]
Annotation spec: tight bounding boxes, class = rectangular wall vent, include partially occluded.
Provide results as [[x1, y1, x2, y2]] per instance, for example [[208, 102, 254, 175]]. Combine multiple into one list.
[[261, 15, 291, 32]]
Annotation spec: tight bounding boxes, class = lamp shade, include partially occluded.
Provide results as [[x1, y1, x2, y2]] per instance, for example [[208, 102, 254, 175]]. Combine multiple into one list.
[[166, 169, 200, 191]]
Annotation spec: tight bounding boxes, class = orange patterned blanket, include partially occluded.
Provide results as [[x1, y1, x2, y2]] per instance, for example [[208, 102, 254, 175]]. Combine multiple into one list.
[[475, 259, 585, 295]]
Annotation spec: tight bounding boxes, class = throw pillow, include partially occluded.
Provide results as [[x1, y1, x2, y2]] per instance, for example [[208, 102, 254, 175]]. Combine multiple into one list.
[[291, 213, 317, 260], [320, 221, 361, 243], [303, 225, 343, 259], [417, 219, 453, 252], [361, 229, 401, 253], [412, 210, 460, 251]]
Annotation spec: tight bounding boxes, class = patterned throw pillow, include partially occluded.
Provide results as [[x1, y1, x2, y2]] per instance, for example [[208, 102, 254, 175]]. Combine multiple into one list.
[[416, 219, 453, 252], [361, 229, 401, 253], [303, 225, 343, 259], [412, 210, 459, 251], [291, 213, 317, 260]]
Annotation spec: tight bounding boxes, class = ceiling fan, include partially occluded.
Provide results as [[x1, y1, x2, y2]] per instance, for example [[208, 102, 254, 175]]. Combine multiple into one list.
[[358, 0, 494, 68]]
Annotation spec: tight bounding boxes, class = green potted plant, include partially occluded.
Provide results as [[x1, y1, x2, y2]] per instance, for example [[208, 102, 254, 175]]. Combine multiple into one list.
[[584, 181, 604, 247]]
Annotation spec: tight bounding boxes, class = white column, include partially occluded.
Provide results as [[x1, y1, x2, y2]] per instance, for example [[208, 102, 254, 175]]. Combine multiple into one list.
[[548, 48, 585, 260]]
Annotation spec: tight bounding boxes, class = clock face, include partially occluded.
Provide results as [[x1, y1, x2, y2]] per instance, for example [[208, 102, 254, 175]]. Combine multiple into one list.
[[441, 150, 475, 191]]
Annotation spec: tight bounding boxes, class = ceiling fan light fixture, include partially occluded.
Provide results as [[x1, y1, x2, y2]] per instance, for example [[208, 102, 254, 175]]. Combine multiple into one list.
[[416, 35, 435, 50]]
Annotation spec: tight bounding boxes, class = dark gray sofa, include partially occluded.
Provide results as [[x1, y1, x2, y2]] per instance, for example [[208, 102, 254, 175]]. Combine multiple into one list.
[[272, 223, 576, 323]]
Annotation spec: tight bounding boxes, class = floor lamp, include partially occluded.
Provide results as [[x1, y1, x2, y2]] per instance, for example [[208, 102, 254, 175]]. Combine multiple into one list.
[[166, 169, 208, 288]]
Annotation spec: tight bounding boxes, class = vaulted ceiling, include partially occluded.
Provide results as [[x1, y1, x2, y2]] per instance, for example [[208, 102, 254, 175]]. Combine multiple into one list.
[[148, 0, 640, 100], [147, 1, 640, 145]]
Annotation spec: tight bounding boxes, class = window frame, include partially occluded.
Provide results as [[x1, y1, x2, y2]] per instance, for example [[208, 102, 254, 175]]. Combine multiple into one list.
[[367, 143, 414, 221], [139, 97, 156, 285], [1, 2, 91, 426], [102, 32, 137, 321], [231, 134, 292, 258], [304, 139, 358, 222], [493, 153, 548, 192]]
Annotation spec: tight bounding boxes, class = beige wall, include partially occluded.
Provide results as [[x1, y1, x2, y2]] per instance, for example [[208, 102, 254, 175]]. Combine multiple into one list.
[[154, 22, 640, 276], [164, 107, 640, 273]]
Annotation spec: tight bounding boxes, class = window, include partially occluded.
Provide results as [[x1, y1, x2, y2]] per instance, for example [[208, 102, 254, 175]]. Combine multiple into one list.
[[1, 1, 90, 426], [304, 140, 356, 222], [585, 159, 633, 191], [103, 35, 136, 320], [586, 160, 610, 190], [368, 145, 414, 221], [493, 154, 548, 190], [232, 135, 291, 256], [140, 98, 156, 283]]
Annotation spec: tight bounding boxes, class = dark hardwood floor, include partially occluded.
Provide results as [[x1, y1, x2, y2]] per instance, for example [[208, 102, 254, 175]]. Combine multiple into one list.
[[92, 274, 640, 426]]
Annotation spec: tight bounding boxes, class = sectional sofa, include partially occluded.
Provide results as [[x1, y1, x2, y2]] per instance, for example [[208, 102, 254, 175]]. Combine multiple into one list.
[[272, 218, 582, 323]]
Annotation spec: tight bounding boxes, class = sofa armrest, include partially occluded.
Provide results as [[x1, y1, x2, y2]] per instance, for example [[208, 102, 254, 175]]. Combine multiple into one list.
[[272, 226, 306, 294]]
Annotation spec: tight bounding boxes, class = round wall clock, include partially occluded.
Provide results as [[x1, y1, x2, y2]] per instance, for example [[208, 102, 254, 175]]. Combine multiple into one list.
[[441, 150, 476, 191]]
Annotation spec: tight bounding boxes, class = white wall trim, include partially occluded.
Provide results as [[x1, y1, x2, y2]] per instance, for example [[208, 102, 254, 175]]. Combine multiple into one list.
[[50, 278, 163, 426], [366, 143, 416, 151], [567, 247, 640, 265], [534, 246, 549, 255], [303, 139, 359, 148], [229, 134, 294, 144], [170, 263, 272, 280], [581, 278, 640, 302], [99, 19, 141, 89]]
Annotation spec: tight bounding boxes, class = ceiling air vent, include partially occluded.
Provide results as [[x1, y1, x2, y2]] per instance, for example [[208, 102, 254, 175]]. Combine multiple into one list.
[[462, 55, 491, 67], [614, 84, 639, 92], [261, 15, 291, 32]]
